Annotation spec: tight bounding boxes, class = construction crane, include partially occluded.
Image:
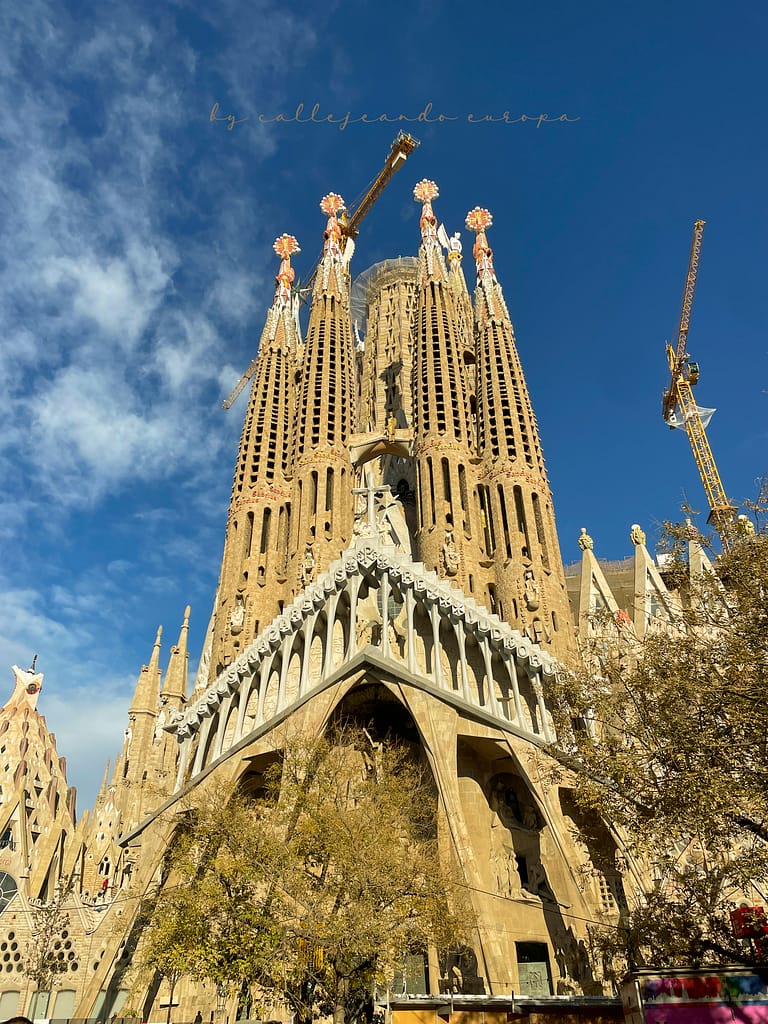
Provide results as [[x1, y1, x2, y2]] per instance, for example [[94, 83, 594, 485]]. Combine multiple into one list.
[[662, 220, 736, 552], [221, 131, 420, 410]]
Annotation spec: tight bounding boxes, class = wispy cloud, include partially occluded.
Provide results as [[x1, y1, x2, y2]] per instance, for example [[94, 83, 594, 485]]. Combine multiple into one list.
[[0, 0, 321, 808]]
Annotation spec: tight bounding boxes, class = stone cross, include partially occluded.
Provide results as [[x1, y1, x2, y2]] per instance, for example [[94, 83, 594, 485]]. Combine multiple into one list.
[[352, 468, 391, 535]]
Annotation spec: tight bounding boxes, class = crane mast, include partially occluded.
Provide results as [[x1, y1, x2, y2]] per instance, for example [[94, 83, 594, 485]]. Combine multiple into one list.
[[662, 220, 736, 553], [221, 132, 419, 411]]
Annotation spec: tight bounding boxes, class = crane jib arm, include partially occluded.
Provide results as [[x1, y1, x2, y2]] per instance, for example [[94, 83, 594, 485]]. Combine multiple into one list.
[[662, 219, 705, 423], [222, 132, 419, 410]]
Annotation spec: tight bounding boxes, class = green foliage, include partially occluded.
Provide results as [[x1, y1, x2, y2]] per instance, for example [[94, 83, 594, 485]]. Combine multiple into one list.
[[550, 533, 768, 969], [23, 881, 73, 998], [143, 730, 470, 1024]]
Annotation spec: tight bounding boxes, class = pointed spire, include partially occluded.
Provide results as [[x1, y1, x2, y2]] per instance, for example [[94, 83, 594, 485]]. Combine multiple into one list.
[[161, 606, 190, 705], [129, 625, 162, 715], [466, 207, 497, 283], [149, 624, 162, 671], [263, 234, 302, 348], [94, 758, 111, 808], [315, 193, 351, 298], [465, 206, 512, 325], [413, 179, 445, 280], [273, 234, 300, 309]]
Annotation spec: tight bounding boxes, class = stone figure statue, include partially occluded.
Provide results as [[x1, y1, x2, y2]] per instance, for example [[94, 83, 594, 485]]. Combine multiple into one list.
[[442, 527, 460, 576], [524, 569, 540, 611], [229, 593, 245, 635], [299, 542, 316, 586]]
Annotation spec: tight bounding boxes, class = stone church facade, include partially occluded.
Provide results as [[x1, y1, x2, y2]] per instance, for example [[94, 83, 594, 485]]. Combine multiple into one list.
[[0, 179, 695, 1021]]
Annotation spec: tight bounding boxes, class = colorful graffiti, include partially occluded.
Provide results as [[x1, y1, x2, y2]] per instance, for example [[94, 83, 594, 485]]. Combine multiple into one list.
[[639, 971, 768, 1023]]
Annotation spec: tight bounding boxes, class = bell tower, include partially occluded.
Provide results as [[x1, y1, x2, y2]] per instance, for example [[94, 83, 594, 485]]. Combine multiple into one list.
[[290, 194, 358, 589], [410, 180, 476, 584], [466, 207, 575, 661], [211, 235, 301, 676]]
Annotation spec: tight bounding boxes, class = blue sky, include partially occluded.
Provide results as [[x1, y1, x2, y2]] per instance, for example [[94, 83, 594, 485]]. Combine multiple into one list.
[[1, 0, 766, 811]]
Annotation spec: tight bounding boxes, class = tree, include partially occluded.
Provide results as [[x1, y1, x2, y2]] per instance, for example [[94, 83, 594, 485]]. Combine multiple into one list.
[[23, 881, 73, 1016], [135, 886, 211, 1024], [143, 729, 470, 1024], [550, 532, 768, 972]]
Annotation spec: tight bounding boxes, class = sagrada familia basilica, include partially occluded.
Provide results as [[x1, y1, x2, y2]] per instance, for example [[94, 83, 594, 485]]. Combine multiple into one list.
[[0, 172, 711, 1022]]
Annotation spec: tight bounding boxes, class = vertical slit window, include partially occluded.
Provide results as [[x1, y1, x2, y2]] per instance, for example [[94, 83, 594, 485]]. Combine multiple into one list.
[[259, 508, 272, 556], [310, 471, 318, 516], [296, 482, 302, 544], [513, 486, 531, 559], [459, 464, 471, 537], [325, 468, 334, 512], [498, 486, 512, 558], [532, 493, 550, 569], [441, 458, 452, 523], [480, 485, 495, 553], [244, 512, 254, 560], [427, 458, 436, 526]]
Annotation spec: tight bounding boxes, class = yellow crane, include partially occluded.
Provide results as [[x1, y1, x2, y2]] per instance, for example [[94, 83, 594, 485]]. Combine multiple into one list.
[[662, 220, 736, 552], [222, 131, 420, 410]]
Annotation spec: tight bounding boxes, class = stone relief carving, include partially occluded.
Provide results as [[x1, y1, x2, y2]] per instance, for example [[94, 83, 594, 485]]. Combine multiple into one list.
[[524, 569, 540, 611], [299, 542, 316, 587], [442, 527, 460, 576]]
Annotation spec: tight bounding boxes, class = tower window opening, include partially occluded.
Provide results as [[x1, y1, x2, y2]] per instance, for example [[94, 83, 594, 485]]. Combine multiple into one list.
[[427, 457, 436, 527], [531, 493, 550, 569], [460, 466, 473, 536], [513, 486, 531, 559], [259, 508, 272, 556], [479, 485, 495, 553], [475, 490, 485, 554], [498, 486, 512, 558], [441, 458, 452, 521], [277, 506, 285, 572], [488, 584, 498, 614], [416, 463, 424, 529], [296, 481, 303, 545], [325, 468, 334, 512], [310, 471, 318, 516]]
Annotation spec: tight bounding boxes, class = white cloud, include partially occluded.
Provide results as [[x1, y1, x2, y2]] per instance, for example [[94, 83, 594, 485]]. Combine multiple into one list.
[[0, 0, 323, 815]]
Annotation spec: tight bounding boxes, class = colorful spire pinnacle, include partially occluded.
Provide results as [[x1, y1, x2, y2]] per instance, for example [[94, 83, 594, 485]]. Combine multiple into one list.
[[320, 193, 345, 259], [272, 233, 300, 308], [414, 179, 439, 246], [465, 207, 496, 281]]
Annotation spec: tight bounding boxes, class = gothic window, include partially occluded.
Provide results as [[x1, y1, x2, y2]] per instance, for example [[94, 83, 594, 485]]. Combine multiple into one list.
[[0, 872, 17, 913]]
